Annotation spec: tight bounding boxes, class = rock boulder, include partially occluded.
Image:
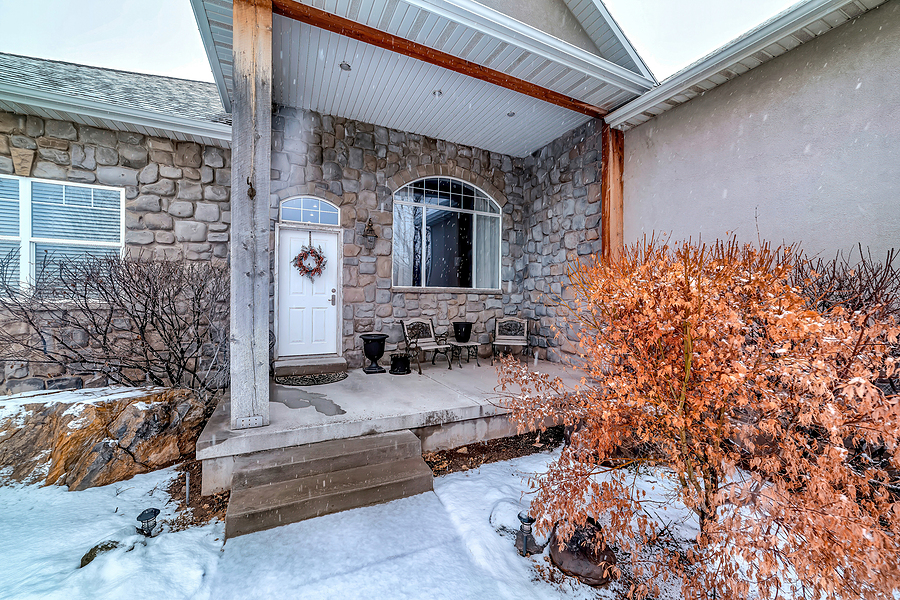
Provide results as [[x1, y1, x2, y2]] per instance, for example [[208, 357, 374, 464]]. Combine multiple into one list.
[[548, 520, 617, 587], [0, 387, 206, 490]]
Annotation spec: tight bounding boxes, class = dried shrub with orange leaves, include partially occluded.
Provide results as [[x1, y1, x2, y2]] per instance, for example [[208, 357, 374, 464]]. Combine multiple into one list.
[[500, 238, 900, 600]]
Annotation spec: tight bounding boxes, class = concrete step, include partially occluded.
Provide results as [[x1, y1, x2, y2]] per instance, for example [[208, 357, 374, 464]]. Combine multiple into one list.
[[273, 356, 347, 377], [231, 430, 423, 490], [225, 456, 433, 538]]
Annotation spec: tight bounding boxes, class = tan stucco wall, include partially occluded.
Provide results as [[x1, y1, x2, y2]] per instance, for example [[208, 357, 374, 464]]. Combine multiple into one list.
[[623, 2, 900, 260]]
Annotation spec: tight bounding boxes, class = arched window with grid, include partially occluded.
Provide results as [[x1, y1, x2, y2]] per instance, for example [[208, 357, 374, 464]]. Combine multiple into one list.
[[392, 177, 500, 290]]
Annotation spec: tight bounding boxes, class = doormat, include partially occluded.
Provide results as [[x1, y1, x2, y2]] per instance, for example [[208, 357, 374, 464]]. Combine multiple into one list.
[[275, 372, 348, 387]]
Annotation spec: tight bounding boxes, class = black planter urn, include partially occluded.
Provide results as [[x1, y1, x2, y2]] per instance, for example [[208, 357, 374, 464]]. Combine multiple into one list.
[[360, 333, 389, 374], [389, 353, 411, 375], [452, 321, 473, 343]]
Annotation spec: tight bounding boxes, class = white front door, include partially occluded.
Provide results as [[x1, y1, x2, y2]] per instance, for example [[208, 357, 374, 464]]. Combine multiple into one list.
[[277, 228, 340, 357]]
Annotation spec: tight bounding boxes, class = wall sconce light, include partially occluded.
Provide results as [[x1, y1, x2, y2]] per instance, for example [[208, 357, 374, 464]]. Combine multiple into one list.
[[363, 218, 378, 250]]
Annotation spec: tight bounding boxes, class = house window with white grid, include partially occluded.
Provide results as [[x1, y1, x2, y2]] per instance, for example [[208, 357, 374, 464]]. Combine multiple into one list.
[[392, 177, 501, 290], [0, 174, 124, 289]]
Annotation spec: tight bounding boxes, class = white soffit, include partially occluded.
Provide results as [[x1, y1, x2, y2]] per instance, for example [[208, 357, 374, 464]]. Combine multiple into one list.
[[0, 97, 231, 149], [561, 0, 655, 81], [191, 0, 235, 112], [275, 18, 590, 157], [191, 0, 655, 155], [606, 0, 889, 130]]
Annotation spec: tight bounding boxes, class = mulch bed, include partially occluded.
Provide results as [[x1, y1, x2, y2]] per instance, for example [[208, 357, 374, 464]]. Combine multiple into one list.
[[423, 425, 565, 476], [164, 455, 229, 531]]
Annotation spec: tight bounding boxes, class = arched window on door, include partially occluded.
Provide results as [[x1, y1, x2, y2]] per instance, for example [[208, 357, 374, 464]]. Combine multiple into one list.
[[280, 196, 339, 225], [392, 177, 501, 290]]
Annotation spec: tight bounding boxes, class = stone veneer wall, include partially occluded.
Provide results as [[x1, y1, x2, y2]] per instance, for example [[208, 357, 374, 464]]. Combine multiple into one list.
[[521, 119, 604, 360], [270, 108, 529, 368], [0, 110, 231, 394], [1, 105, 605, 382]]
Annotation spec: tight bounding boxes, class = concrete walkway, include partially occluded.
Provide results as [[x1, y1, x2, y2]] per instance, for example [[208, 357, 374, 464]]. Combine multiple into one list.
[[207, 452, 567, 600], [208, 492, 515, 600]]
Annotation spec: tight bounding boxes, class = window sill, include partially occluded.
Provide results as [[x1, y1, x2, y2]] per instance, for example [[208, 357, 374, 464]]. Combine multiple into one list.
[[391, 286, 502, 295]]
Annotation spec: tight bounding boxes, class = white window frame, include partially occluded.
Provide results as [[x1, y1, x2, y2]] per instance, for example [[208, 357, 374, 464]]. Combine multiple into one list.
[[0, 174, 125, 288], [392, 176, 502, 291]]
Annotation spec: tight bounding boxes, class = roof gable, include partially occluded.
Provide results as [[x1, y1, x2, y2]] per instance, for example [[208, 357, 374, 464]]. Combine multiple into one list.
[[560, 0, 655, 80]]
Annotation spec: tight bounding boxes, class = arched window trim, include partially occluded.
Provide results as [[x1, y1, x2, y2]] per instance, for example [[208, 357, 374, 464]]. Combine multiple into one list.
[[393, 176, 501, 216], [392, 176, 502, 291], [279, 196, 340, 227]]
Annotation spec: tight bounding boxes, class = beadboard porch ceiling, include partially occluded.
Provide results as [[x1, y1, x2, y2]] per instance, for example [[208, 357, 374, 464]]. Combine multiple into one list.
[[191, 0, 655, 157]]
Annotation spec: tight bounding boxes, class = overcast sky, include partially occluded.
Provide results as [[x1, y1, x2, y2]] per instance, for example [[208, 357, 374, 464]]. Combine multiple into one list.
[[0, 0, 800, 83]]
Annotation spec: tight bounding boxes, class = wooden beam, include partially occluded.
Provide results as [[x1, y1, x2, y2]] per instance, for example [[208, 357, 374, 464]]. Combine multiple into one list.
[[230, 0, 273, 429], [600, 121, 624, 262], [271, 0, 607, 120]]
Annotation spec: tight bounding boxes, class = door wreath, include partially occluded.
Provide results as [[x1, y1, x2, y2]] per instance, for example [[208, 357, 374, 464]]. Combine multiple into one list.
[[293, 245, 327, 281]]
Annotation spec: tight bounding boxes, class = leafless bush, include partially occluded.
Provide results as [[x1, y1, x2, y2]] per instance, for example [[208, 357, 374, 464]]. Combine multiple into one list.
[[0, 250, 229, 408], [793, 244, 900, 322]]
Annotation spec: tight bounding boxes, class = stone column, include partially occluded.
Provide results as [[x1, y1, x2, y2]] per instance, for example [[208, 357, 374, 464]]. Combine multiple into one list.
[[229, 0, 273, 429]]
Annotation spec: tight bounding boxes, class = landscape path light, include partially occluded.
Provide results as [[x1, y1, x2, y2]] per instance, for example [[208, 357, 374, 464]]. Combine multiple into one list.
[[136, 508, 161, 537], [515, 511, 544, 556]]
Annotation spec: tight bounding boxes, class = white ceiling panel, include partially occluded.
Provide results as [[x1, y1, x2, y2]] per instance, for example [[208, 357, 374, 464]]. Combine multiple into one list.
[[273, 17, 591, 157], [193, 0, 653, 133]]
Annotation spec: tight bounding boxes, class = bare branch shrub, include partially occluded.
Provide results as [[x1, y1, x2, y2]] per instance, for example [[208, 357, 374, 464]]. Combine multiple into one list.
[[0, 250, 229, 408], [500, 237, 900, 600], [793, 244, 900, 322]]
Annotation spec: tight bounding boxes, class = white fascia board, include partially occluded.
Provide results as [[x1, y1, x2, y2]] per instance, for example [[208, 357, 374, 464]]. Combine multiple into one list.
[[403, 0, 654, 95], [592, 0, 657, 83], [0, 83, 232, 142], [190, 0, 233, 113], [605, 0, 854, 129]]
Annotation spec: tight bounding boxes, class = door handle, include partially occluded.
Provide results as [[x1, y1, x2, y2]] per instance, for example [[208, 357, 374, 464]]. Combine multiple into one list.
[[331, 288, 336, 306]]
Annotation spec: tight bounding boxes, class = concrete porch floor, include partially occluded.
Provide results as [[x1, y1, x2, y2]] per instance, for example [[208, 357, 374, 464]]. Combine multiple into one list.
[[197, 360, 579, 494]]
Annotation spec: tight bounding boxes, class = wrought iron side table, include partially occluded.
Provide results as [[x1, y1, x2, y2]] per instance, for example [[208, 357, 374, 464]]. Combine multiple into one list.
[[448, 340, 481, 367]]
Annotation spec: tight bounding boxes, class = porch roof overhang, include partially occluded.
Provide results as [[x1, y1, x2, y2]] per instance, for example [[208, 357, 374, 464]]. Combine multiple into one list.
[[605, 0, 889, 131], [191, 0, 654, 157], [0, 53, 232, 148]]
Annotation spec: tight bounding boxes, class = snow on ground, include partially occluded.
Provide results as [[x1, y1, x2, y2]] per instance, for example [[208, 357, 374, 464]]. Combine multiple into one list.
[[0, 467, 223, 600], [0, 386, 169, 425], [0, 450, 691, 600]]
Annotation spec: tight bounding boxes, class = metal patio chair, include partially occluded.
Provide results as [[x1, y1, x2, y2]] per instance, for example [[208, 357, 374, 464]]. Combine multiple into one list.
[[401, 319, 452, 374], [491, 317, 529, 365]]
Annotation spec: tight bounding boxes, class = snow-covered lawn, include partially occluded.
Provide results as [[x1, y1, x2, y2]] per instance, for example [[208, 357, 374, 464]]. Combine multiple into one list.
[[0, 467, 221, 600], [0, 451, 690, 600]]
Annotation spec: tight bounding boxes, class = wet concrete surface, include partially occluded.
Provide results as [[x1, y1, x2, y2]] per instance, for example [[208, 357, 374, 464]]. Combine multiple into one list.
[[270, 382, 347, 416]]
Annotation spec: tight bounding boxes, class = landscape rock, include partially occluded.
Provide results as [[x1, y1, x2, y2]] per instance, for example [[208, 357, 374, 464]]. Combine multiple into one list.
[[548, 521, 617, 587], [80, 541, 122, 568], [0, 387, 207, 490]]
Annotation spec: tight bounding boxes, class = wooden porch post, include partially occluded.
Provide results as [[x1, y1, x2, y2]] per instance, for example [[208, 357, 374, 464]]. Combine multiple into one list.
[[600, 121, 624, 262], [230, 0, 272, 429]]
